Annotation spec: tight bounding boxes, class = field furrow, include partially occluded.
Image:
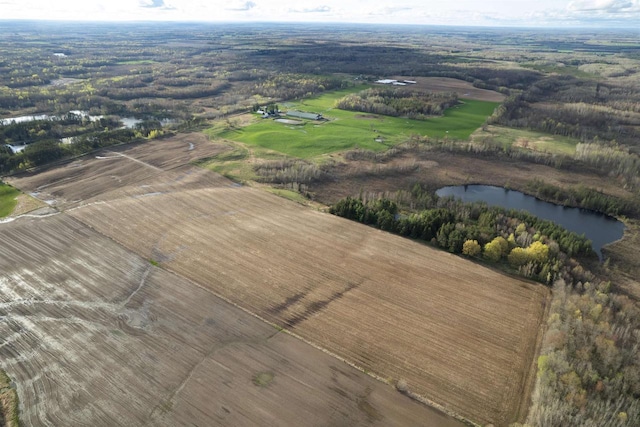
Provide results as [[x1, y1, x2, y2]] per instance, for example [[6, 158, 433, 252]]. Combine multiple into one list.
[[1, 213, 452, 426], [7, 139, 553, 425]]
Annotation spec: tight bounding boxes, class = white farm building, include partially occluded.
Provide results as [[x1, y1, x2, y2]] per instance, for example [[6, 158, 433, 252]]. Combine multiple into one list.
[[286, 111, 323, 120]]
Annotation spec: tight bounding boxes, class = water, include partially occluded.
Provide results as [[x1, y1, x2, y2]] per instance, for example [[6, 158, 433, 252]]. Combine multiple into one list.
[[1, 112, 176, 129], [0, 114, 51, 124], [120, 117, 177, 129], [436, 185, 625, 259], [5, 144, 27, 153], [0, 111, 102, 125], [120, 117, 143, 128]]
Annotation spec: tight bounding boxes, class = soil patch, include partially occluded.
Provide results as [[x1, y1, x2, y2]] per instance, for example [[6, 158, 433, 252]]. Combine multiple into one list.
[[391, 76, 506, 102], [0, 213, 461, 427], [8, 139, 550, 425]]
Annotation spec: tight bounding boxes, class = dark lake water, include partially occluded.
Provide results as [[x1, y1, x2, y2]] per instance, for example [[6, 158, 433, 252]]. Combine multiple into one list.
[[436, 185, 625, 259]]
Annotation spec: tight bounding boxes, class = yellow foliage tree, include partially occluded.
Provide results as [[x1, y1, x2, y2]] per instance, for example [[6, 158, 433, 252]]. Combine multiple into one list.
[[527, 241, 550, 263], [494, 236, 509, 256], [462, 240, 481, 257], [484, 239, 503, 262], [508, 247, 530, 267]]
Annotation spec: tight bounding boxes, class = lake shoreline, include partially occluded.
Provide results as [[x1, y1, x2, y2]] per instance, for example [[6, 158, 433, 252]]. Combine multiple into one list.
[[436, 184, 625, 260]]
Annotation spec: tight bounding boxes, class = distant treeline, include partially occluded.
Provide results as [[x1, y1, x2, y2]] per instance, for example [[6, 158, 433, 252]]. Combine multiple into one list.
[[330, 189, 594, 285], [0, 129, 137, 174], [524, 179, 636, 218], [408, 135, 640, 205], [335, 88, 458, 118], [491, 75, 640, 153], [247, 74, 351, 101], [249, 43, 541, 93], [0, 114, 121, 146]]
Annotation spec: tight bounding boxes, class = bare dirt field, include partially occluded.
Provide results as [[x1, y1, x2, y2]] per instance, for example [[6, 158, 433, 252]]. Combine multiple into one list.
[[8, 137, 550, 426], [391, 76, 507, 102], [12, 133, 226, 209], [0, 213, 458, 427]]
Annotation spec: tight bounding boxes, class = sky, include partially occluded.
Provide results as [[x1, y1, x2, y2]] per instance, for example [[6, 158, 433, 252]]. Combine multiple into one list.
[[0, 0, 639, 27]]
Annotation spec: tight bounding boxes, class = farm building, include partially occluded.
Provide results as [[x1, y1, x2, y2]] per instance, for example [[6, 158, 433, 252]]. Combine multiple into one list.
[[286, 111, 323, 120], [376, 79, 416, 85]]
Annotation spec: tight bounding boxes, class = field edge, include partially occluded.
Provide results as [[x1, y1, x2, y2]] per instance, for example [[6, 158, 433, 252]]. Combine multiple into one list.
[[518, 288, 553, 423], [0, 369, 20, 427]]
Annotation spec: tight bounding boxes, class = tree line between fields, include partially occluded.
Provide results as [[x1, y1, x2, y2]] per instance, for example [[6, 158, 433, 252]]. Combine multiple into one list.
[[335, 88, 459, 119], [329, 187, 639, 427], [330, 190, 592, 284]]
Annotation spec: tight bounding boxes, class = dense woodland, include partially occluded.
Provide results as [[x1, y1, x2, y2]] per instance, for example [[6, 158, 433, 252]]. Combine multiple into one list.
[[530, 278, 640, 427], [1, 21, 640, 427]]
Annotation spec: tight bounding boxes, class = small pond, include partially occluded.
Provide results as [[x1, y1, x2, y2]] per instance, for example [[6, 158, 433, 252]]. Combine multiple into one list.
[[436, 185, 625, 259]]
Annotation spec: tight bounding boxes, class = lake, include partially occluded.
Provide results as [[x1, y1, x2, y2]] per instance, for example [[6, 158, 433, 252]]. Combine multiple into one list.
[[436, 185, 625, 259]]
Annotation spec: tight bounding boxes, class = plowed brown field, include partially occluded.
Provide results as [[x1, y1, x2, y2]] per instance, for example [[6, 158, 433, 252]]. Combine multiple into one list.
[[7, 136, 549, 426], [0, 213, 459, 426], [391, 76, 507, 102]]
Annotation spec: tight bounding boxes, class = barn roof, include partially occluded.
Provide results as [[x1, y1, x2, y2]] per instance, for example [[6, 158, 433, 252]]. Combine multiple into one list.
[[286, 111, 322, 120]]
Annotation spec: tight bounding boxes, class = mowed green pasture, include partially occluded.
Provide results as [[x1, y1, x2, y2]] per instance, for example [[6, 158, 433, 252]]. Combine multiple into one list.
[[215, 87, 500, 158], [0, 182, 19, 218]]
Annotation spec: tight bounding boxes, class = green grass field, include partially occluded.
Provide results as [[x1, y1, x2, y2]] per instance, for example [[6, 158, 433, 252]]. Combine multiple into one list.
[[471, 125, 579, 155], [0, 182, 19, 218], [214, 86, 500, 158]]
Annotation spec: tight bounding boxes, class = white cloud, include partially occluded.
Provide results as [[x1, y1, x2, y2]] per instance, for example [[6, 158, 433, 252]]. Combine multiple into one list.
[[0, 0, 638, 27], [561, 0, 640, 25], [568, 0, 637, 11], [226, 1, 258, 12], [289, 5, 332, 14]]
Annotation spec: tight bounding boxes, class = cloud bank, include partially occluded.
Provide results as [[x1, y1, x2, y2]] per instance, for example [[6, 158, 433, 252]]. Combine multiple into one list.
[[0, 0, 638, 27], [226, 1, 257, 12]]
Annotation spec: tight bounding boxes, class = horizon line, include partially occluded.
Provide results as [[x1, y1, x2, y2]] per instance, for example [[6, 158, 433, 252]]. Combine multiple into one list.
[[1, 18, 639, 31]]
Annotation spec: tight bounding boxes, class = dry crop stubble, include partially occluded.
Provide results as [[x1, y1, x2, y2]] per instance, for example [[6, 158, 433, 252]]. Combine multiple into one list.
[[0, 213, 459, 426], [7, 136, 549, 425]]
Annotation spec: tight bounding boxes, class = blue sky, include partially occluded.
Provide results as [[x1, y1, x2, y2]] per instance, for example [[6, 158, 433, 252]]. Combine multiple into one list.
[[0, 0, 639, 27]]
